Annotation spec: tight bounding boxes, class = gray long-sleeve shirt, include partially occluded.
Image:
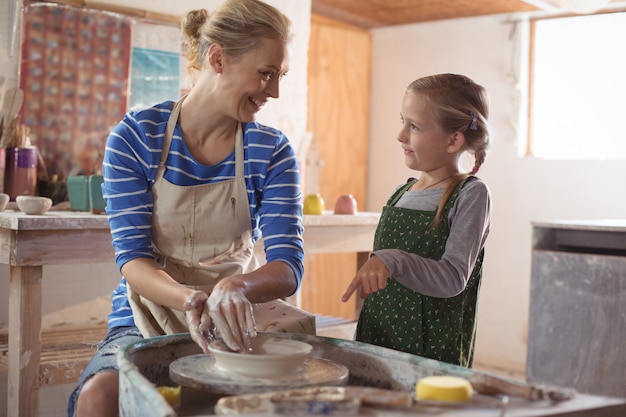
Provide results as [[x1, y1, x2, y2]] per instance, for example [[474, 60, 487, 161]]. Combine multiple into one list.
[[373, 178, 491, 298]]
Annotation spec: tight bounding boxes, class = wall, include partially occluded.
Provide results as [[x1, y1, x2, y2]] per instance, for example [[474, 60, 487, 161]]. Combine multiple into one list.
[[367, 14, 626, 376], [0, 0, 20, 87], [82, 0, 311, 148], [302, 14, 371, 320]]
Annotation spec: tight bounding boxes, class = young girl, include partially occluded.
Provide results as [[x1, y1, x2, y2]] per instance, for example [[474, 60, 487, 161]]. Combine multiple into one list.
[[342, 73, 492, 367]]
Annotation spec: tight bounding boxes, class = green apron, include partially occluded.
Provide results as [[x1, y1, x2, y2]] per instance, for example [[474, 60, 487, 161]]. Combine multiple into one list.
[[356, 177, 483, 367]]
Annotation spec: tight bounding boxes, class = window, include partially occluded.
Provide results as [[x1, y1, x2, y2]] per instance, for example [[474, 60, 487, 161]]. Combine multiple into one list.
[[528, 11, 626, 160]]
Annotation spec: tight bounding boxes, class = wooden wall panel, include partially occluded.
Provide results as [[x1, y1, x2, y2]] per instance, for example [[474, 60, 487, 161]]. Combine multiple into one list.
[[302, 14, 371, 320]]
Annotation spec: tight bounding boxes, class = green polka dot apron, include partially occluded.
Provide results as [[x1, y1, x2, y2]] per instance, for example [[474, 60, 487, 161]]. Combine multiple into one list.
[[356, 177, 483, 367]]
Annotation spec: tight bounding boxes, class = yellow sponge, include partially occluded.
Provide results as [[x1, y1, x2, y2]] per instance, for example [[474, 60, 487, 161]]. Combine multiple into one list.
[[416, 376, 473, 402], [157, 385, 181, 409]]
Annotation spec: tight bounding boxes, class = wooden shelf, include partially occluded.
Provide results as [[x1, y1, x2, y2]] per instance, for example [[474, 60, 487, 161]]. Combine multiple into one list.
[[0, 325, 107, 386]]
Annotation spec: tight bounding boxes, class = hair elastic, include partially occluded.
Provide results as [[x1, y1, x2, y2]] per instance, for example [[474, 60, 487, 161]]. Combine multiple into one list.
[[471, 165, 480, 174], [470, 112, 478, 130]]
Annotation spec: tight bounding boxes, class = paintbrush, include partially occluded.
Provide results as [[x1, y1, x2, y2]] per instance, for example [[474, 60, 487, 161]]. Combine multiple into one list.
[[1, 87, 24, 148]]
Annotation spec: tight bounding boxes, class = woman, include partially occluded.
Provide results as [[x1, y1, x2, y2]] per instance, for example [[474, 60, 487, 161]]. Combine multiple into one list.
[[68, 1, 311, 416]]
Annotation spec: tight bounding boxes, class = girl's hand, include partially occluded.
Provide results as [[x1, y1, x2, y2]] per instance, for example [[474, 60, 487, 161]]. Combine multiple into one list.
[[341, 256, 390, 302], [207, 287, 257, 352], [184, 290, 214, 353]]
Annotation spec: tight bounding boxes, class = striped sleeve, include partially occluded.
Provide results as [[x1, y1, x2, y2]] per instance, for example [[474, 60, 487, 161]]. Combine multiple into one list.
[[245, 124, 304, 290]]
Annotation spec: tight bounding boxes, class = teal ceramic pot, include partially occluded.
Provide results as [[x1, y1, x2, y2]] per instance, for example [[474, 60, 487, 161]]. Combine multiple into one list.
[[66, 175, 89, 211], [88, 175, 106, 214]]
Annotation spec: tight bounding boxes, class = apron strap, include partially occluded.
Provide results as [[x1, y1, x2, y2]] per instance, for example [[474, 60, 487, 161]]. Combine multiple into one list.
[[156, 96, 186, 179]]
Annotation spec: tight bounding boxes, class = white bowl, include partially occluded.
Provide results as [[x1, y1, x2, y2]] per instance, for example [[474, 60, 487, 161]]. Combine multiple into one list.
[[16, 195, 53, 215], [0, 193, 9, 212], [208, 335, 312, 378]]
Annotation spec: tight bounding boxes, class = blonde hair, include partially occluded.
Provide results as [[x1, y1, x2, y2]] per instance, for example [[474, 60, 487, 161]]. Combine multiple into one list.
[[406, 74, 491, 226], [181, 0, 292, 75]]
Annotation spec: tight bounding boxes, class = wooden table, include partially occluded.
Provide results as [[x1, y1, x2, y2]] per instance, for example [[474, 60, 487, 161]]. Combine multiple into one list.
[[0, 209, 380, 417]]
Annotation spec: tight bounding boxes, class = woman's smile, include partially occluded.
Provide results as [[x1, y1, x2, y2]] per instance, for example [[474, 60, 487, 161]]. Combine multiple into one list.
[[248, 96, 266, 112]]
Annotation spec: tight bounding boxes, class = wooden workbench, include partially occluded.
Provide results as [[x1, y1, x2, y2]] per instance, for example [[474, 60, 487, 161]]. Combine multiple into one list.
[[0, 209, 380, 417]]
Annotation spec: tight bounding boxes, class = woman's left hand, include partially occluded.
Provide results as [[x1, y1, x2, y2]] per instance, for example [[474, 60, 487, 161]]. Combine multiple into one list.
[[341, 255, 389, 302], [184, 290, 215, 353], [207, 287, 257, 351]]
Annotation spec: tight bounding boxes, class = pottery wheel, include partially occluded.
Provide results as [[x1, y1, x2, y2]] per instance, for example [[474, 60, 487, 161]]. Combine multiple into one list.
[[170, 354, 349, 395]]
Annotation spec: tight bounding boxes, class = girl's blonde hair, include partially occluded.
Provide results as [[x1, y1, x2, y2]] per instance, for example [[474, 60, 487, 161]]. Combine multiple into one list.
[[406, 74, 491, 226], [181, 0, 292, 76]]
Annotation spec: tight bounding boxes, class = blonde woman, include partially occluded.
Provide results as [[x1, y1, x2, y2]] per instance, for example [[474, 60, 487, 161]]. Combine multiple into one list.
[[69, 1, 308, 415]]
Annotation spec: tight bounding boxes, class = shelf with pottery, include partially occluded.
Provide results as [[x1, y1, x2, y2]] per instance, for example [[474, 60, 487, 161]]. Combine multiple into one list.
[[0, 209, 380, 417]]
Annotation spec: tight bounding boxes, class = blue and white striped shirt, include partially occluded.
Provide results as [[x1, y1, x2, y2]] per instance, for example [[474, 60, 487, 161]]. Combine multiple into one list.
[[103, 100, 304, 329]]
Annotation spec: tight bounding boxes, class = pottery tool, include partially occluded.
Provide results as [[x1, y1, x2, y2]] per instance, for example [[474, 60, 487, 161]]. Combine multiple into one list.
[[203, 370, 578, 415], [469, 373, 576, 402], [1, 87, 24, 147], [215, 385, 508, 415]]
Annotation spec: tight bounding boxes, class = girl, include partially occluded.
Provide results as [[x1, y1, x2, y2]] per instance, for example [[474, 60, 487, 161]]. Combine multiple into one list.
[[342, 73, 492, 367]]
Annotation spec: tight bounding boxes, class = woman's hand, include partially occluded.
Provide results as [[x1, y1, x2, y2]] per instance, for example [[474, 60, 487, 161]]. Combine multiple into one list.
[[207, 287, 257, 352], [341, 255, 390, 302], [184, 290, 215, 353]]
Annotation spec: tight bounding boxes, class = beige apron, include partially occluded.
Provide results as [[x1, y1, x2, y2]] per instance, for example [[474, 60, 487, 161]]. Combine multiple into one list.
[[128, 97, 315, 338]]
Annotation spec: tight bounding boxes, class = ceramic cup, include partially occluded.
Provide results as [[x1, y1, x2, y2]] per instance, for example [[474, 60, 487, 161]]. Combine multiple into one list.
[[0, 193, 9, 212]]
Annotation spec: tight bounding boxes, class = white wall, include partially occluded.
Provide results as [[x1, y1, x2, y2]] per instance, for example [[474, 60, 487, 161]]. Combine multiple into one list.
[[367, 14, 626, 375], [100, 0, 311, 149]]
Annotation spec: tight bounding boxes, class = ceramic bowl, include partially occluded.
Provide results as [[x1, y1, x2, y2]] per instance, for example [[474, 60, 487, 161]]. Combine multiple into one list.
[[0, 193, 9, 212], [16, 195, 53, 215], [208, 335, 312, 378]]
